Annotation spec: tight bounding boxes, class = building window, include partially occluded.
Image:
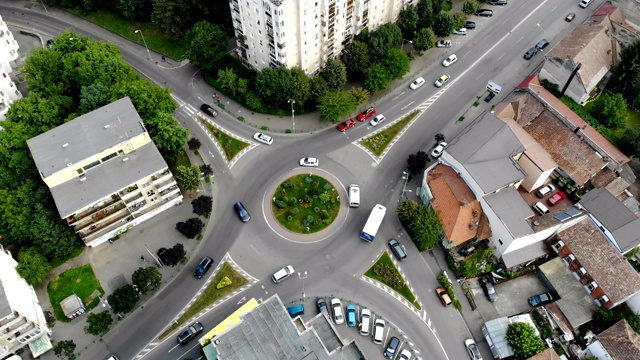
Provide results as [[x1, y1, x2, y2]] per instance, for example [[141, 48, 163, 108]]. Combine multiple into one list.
[[82, 160, 101, 171], [101, 152, 118, 162]]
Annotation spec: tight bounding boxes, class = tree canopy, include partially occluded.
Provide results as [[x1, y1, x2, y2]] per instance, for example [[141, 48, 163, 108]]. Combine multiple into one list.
[[317, 90, 359, 122], [131, 266, 162, 295], [185, 21, 229, 72], [107, 284, 140, 314], [321, 59, 348, 91], [343, 40, 371, 80], [16, 247, 52, 286], [506, 322, 546, 358], [192, 195, 213, 216], [84, 311, 113, 335], [414, 28, 436, 52], [611, 39, 640, 107], [432, 13, 455, 37]]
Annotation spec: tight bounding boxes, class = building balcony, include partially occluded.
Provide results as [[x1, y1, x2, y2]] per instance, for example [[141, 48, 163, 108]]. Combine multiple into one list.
[[66, 194, 122, 225], [277, 42, 286, 49], [71, 202, 127, 230]]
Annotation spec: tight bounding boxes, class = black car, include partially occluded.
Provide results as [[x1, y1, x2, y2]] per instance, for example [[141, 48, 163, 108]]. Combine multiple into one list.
[[524, 47, 538, 60], [480, 277, 498, 302], [384, 336, 401, 359], [157, 248, 172, 266], [234, 202, 251, 222], [529, 292, 552, 306], [177, 322, 204, 345], [464, 21, 476, 30], [475, 9, 493, 17], [388, 239, 407, 261], [200, 103, 218, 117], [316, 298, 329, 316], [193, 256, 213, 279], [175, 222, 187, 236], [491, 0, 508, 5]]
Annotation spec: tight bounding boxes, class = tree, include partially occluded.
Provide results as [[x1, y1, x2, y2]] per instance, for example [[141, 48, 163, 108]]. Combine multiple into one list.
[[289, 67, 312, 108], [79, 82, 112, 114], [407, 151, 430, 177], [217, 68, 239, 96], [191, 195, 213, 216], [174, 165, 201, 191], [589, 92, 627, 129], [343, 40, 371, 80], [619, 129, 640, 158], [84, 311, 113, 335], [186, 22, 228, 68], [396, 200, 423, 224], [417, 0, 434, 30], [53, 339, 76, 360], [167, 243, 186, 265], [349, 87, 370, 104], [131, 266, 162, 294], [107, 284, 140, 314], [435, 133, 446, 142], [414, 28, 436, 52], [144, 112, 189, 155], [462, 0, 479, 15], [254, 67, 292, 108], [200, 164, 213, 177], [367, 23, 403, 62], [180, 218, 205, 239], [382, 49, 411, 80], [399, 5, 420, 38], [452, 12, 467, 31], [309, 76, 329, 107], [16, 247, 52, 285], [317, 90, 358, 122], [432, 0, 445, 13], [321, 59, 347, 91], [432, 13, 455, 37], [365, 63, 392, 92], [611, 39, 640, 106], [408, 206, 442, 251], [506, 322, 546, 358], [187, 137, 201, 151], [151, 0, 193, 39], [118, 0, 152, 21]]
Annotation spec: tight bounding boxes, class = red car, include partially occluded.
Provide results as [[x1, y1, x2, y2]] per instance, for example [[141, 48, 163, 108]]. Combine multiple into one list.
[[547, 191, 567, 206], [357, 107, 376, 121], [565, 12, 576, 22], [338, 118, 357, 132]]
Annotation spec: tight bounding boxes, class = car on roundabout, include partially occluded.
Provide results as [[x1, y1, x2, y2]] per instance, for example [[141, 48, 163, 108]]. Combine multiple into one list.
[[234, 202, 251, 222], [345, 304, 357, 327], [253, 132, 273, 145], [434, 74, 450, 87], [299, 157, 319, 167], [442, 54, 458, 67], [410, 77, 425, 90], [388, 239, 407, 260]]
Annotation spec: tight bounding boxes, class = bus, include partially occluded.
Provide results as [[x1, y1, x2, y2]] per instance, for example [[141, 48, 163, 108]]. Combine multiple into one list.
[[360, 204, 387, 242]]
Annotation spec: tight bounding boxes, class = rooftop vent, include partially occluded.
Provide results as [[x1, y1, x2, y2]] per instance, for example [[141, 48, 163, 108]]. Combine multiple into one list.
[[122, 157, 129, 162], [79, 176, 87, 182], [104, 124, 111, 129], [62, 143, 69, 148]]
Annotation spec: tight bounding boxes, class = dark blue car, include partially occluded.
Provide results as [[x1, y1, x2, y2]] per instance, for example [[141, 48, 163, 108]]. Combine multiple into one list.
[[234, 202, 250, 222]]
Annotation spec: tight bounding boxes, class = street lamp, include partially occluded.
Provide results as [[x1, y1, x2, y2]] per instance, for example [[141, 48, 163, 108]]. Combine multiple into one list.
[[99, 295, 113, 311], [536, 23, 545, 33], [288, 99, 296, 133], [135, 30, 152, 62], [401, 39, 413, 51], [298, 271, 308, 298], [399, 171, 410, 203]]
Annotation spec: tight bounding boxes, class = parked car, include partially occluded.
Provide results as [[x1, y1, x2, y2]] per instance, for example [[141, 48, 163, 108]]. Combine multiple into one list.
[[529, 292, 553, 307], [480, 277, 498, 302], [491, 0, 508, 5], [369, 114, 386, 127], [345, 304, 357, 327], [442, 54, 458, 67], [193, 256, 213, 279], [452, 28, 467, 35], [484, 92, 496, 102], [175, 222, 186, 236], [434, 74, 451, 87], [316, 298, 329, 316], [357, 107, 376, 121], [547, 191, 566, 206], [177, 322, 204, 345], [410, 77, 426, 89], [373, 319, 385, 344], [287, 304, 305, 317], [200, 104, 217, 117], [436, 39, 452, 48], [384, 337, 401, 359], [338, 118, 357, 132], [360, 308, 371, 336], [398, 349, 412, 360], [536, 184, 556, 198], [465, 338, 483, 359], [535, 39, 550, 50], [234, 202, 251, 222], [464, 21, 476, 30], [331, 298, 344, 324], [299, 157, 319, 167], [565, 12, 576, 22], [271, 265, 295, 283], [253, 132, 273, 145], [431, 142, 447, 158], [388, 239, 407, 261], [157, 248, 172, 266], [475, 9, 493, 17], [533, 201, 550, 215], [436, 287, 452, 306], [524, 47, 538, 60]]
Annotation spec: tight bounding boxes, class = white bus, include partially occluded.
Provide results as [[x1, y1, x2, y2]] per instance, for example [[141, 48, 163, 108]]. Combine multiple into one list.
[[360, 204, 387, 242]]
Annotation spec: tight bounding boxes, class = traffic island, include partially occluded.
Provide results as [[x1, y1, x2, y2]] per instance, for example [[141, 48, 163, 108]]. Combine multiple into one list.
[[197, 116, 250, 162], [359, 110, 420, 157], [364, 252, 421, 310]]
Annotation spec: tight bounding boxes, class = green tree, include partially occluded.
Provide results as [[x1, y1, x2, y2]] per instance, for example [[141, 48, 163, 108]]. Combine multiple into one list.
[[118, 0, 153, 21], [414, 28, 436, 51], [343, 40, 371, 80], [321, 59, 347, 91], [107, 284, 140, 314], [174, 165, 201, 191], [191, 195, 213, 216], [181, 217, 205, 239], [131, 266, 162, 295], [506, 322, 546, 358], [79, 82, 112, 114], [349, 87, 370, 104], [289, 67, 312, 108], [309, 76, 329, 107], [432, 12, 455, 37], [382, 49, 411, 80], [16, 247, 52, 286], [367, 23, 403, 62], [417, 0, 434, 30], [254, 67, 291, 108], [462, 0, 479, 15], [364, 63, 391, 92], [589, 92, 627, 129], [31, 204, 82, 260], [53, 339, 76, 360], [407, 151, 430, 177], [84, 311, 113, 335], [144, 112, 189, 154], [452, 12, 467, 30], [396, 200, 423, 224], [187, 137, 201, 151], [408, 206, 442, 251], [217, 68, 239, 96], [432, 0, 445, 13], [151, 0, 193, 39], [619, 129, 640, 158], [186, 21, 229, 70], [611, 39, 640, 106], [317, 90, 358, 122], [399, 5, 420, 38]]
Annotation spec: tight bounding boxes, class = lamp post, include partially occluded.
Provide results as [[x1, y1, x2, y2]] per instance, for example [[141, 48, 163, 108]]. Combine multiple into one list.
[[298, 271, 308, 299], [401, 39, 413, 51], [135, 30, 152, 62], [99, 295, 113, 311], [536, 23, 545, 33], [399, 171, 410, 203], [288, 99, 296, 133]]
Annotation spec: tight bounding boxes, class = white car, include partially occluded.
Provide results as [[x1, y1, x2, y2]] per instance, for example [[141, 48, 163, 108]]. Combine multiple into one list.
[[330, 298, 344, 325], [465, 339, 483, 360], [436, 39, 452, 48], [299, 157, 319, 167], [452, 28, 467, 35], [369, 114, 386, 127], [431, 142, 447, 158], [410, 77, 425, 90], [397, 349, 413, 360], [253, 132, 273, 145], [359, 308, 371, 336], [434, 74, 450, 88], [442, 54, 458, 67]]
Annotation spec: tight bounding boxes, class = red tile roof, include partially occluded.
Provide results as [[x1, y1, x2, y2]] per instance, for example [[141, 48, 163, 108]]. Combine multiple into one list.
[[594, 4, 619, 16], [527, 348, 561, 360], [597, 320, 640, 360]]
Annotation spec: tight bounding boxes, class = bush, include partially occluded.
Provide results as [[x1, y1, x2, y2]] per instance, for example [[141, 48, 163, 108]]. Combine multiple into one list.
[[373, 264, 405, 289], [216, 276, 232, 289]]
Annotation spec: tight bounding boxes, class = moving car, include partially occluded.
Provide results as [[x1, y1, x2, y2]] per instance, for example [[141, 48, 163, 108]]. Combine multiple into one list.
[[431, 142, 447, 158], [491, 0, 508, 5], [200, 104, 217, 117], [565, 12, 576, 22], [410, 77, 426, 89], [480, 277, 498, 302], [272, 265, 295, 283], [535, 39, 550, 50], [331, 298, 344, 325], [398, 349, 412, 360], [547, 191, 566, 206], [464, 21, 476, 30], [177, 322, 204, 345], [442, 54, 458, 67], [465, 338, 483, 360], [338, 118, 357, 132], [360, 308, 371, 335], [388, 239, 407, 261], [357, 107, 376, 121], [193, 256, 213, 279], [234, 202, 251, 222], [436, 40, 452, 48], [369, 114, 386, 127], [475, 9, 493, 17], [452, 28, 467, 35], [316, 298, 329, 316], [434, 74, 450, 87], [253, 132, 273, 145], [345, 304, 357, 327], [299, 157, 319, 167], [524, 47, 538, 60], [373, 319, 385, 344], [384, 337, 400, 359], [536, 184, 556, 198], [436, 287, 452, 306], [529, 292, 553, 307]]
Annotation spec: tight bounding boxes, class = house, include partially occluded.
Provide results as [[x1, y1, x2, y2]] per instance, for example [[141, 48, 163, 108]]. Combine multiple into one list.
[[527, 348, 562, 360], [0, 15, 23, 120], [481, 314, 540, 359], [584, 320, 640, 360], [539, 25, 615, 104], [0, 245, 52, 358], [26, 97, 183, 247]]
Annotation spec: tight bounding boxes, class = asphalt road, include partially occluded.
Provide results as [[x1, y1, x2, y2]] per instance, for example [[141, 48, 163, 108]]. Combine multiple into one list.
[[0, 0, 603, 359]]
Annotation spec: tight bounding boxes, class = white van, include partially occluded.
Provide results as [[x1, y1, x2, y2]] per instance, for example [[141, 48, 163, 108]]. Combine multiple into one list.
[[487, 80, 502, 94], [533, 202, 550, 215], [349, 184, 360, 208], [373, 319, 385, 344], [579, 0, 592, 8]]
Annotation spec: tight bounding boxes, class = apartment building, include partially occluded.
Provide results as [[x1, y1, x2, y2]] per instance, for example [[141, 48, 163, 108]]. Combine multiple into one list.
[[0, 15, 23, 120], [230, 0, 411, 74], [0, 245, 52, 358], [26, 97, 183, 247]]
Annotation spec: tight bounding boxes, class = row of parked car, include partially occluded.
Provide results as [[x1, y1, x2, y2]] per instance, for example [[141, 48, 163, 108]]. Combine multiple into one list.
[[336, 106, 388, 132]]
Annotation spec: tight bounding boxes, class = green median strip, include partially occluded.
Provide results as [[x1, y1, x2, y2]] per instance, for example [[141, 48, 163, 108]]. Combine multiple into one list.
[[364, 252, 421, 310], [198, 117, 250, 162], [360, 110, 420, 156]]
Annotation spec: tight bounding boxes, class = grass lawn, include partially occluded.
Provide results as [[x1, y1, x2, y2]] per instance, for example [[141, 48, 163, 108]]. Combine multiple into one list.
[[273, 174, 340, 233], [75, 8, 188, 60], [199, 118, 249, 161], [47, 265, 104, 322], [361, 111, 420, 156], [159, 262, 248, 339], [365, 252, 421, 310]]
